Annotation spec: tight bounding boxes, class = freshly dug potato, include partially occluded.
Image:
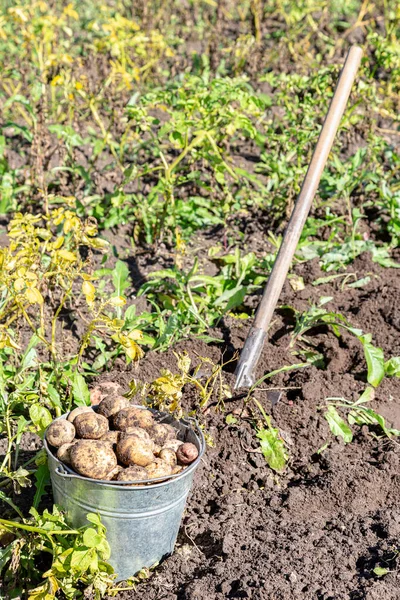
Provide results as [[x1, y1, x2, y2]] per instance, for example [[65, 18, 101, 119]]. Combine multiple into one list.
[[145, 459, 172, 480], [67, 406, 93, 423], [116, 436, 154, 467], [116, 466, 148, 482], [104, 465, 124, 481], [70, 440, 117, 479], [162, 439, 184, 453], [74, 412, 109, 439], [100, 430, 120, 446], [149, 423, 176, 446], [46, 420, 75, 448], [120, 426, 151, 442], [56, 441, 78, 465], [159, 448, 177, 468], [90, 381, 122, 405], [97, 395, 129, 419], [176, 442, 199, 465], [172, 465, 184, 475], [113, 407, 154, 431]]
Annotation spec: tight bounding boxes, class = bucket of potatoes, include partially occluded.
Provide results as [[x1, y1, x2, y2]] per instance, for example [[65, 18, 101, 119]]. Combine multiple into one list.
[[45, 389, 202, 484]]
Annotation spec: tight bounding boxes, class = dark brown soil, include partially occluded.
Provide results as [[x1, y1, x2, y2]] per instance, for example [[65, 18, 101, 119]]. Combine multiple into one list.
[[88, 251, 400, 600]]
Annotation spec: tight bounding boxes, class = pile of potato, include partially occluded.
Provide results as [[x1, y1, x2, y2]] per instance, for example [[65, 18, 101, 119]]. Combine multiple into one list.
[[46, 386, 199, 483]]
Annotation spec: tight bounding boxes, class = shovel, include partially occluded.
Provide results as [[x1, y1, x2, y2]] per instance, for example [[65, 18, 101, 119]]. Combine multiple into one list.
[[234, 45, 363, 389]]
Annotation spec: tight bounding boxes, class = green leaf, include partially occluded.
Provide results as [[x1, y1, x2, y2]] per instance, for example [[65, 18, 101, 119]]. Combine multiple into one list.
[[225, 414, 238, 425], [0, 491, 24, 518], [353, 387, 374, 405], [384, 356, 400, 377], [29, 404, 52, 438], [71, 373, 90, 406], [373, 567, 389, 577], [83, 528, 103, 548], [33, 464, 50, 509], [324, 406, 353, 443], [359, 337, 385, 387], [256, 428, 288, 472]]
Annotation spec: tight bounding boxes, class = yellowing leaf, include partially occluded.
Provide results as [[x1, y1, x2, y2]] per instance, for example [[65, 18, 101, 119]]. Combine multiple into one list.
[[57, 250, 77, 262], [14, 277, 25, 292], [26, 287, 44, 305], [109, 296, 126, 307], [82, 281, 95, 304]]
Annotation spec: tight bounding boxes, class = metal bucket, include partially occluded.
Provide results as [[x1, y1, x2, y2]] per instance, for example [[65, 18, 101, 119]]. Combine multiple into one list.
[[44, 407, 205, 581]]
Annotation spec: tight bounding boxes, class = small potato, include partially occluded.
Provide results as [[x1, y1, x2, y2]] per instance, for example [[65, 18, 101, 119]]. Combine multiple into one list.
[[100, 430, 120, 446], [116, 466, 148, 482], [46, 420, 75, 448], [56, 441, 78, 465], [176, 443, 199, 465], [145, 459, 172, 480], [172, 465, 184, 475], [159, 448, 177, 468], [70, 440, 117, 479], [149, 423, 176, 446], [90, 381, 122, 405], [67, 406, 93, 423], [74, 412, 109, 439], [162, 439, 184, 453], [116, 436, 154, 467], [113, 407, 154, 431], [97, 395, 129, 419], [104, 465, 124, 481]]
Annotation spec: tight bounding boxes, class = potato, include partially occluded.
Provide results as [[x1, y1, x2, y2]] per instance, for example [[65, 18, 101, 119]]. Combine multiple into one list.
[[116, 436, 154, 467], [100, 430, 120, 446], [162, 439, 184, 453], [116, 466, 148, 482], [46, 420, 75, 448], [97, 395, 129, 419], [159, 448, 177, 468], [172, 465, 184, 475], [145, 459, 172, 480], [120, 426, 151, 442], [56, 441, 78, 465], [113, 407, 155, 431], [176, 442, 199, 465], [149, 423, 176, 446], [104, 465, 124, 481], [67, 406, 93, 423], [90, 381, 122, 405], [70, 440, 117, 479], [74, 412, 109, 439]]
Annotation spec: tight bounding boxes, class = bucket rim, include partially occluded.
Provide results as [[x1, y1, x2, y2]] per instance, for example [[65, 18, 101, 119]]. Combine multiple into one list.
[[45, 405, 205, 489]]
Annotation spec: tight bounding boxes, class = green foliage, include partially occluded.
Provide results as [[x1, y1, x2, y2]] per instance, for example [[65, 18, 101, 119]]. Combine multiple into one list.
[[253, 399, 288, 472], [324, 389, 400, 442], [0, 507, 115, 599]]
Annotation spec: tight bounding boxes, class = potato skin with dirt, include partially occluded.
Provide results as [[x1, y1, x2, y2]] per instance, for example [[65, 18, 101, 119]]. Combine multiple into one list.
[[74, 412, 109, 439], [162, 439, 184, 452], [176, 442, 199, 465], [116, 466, 148, 482], [97, 395, 129, 419], [113, 407, 155, 431], [120, 426, 151, 442], [46, 420, 75, 448], [149, 423, 176, 446], [104, 465, 124, 480], [159, 448, 177, 467], [100, 430, 120, 446], [145, 459, 172, 479], [116, 436, 154, 467], [70, 440, 117, 479], [67, 406, 93, 423], [56, 441, 77, 465], [90, 381, 122, 405]]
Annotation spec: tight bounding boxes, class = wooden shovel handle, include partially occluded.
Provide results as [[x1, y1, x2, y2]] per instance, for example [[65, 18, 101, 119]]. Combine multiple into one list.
[[254, 45, 363, 333]]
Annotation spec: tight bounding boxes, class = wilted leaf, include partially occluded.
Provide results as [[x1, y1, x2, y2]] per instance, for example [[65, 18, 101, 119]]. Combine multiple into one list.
[[324, 405, 353, 443]]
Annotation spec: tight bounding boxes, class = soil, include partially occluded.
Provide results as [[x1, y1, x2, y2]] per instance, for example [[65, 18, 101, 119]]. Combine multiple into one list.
[[95, 250, 400, 600]]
